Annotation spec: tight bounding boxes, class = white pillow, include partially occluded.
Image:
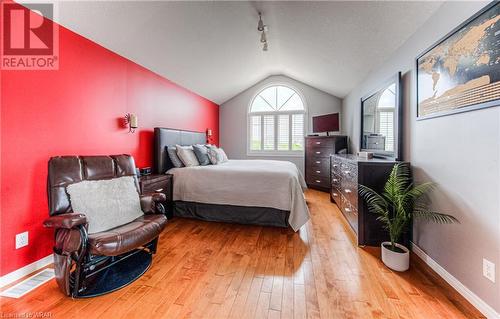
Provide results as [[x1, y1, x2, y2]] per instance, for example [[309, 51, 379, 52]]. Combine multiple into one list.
[[207, 146, 228, 164], [66, 176, 144, 234], [176, 144, 200, 167], [219, 148, 229, 162]]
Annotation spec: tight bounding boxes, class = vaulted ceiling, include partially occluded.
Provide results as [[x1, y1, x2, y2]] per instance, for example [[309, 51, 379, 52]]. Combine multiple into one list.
[[53, 1, 443, 104]]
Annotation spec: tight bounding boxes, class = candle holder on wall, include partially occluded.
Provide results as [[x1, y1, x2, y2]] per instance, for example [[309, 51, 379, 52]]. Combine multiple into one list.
[[124, 113, 138, 133]]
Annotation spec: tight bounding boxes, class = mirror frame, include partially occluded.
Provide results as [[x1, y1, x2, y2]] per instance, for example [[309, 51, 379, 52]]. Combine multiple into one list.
[[360, 72, 402, 160]]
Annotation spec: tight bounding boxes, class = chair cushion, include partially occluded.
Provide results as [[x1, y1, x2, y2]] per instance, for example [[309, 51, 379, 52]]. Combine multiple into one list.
[[88, 214, 167, 256], [66, 176, 143, 234]]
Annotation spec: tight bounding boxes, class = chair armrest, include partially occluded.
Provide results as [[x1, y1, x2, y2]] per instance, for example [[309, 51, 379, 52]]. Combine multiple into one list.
[[140, 193, 166, 214], [43, 213, 87, 229]]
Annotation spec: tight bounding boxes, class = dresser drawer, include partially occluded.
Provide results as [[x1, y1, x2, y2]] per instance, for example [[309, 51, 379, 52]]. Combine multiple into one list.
[[331, 160, 341, 173], [308, 157, 330, 170], [307, 167, 328, 182], [308, 147, 333, 158], [331, 186, 341, 204], [307, 160, 329, 177], [306, 138, 335, 149], [340, 162, 357, 183], [331, 172, 341, 188], [141, 180, 167, 193], [340, 182, 358, 207], [139, 174, 172, 198], [307, 175, 329, 188]]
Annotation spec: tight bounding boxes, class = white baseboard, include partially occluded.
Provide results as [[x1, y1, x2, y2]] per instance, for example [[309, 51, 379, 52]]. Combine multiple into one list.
[[0, 254, 53, 288], [411, 242, 499, 319]]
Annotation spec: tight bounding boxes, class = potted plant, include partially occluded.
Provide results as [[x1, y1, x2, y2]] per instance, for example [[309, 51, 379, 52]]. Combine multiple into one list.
[[359, 162, 458, 272]]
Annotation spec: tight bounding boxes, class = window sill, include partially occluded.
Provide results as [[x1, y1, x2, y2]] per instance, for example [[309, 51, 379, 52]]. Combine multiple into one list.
[[247, 151, 305, 158]]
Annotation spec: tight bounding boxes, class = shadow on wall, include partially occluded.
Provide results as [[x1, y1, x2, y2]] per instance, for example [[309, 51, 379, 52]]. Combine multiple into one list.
[[401, 70, 412, 162], [411, 166, 473, 251]]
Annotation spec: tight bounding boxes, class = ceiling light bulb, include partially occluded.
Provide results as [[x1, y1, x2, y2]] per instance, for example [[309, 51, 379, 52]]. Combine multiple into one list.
[[257, 13, 264, 31], [260, 31, 267, 43], [263, 42, 268, 51]]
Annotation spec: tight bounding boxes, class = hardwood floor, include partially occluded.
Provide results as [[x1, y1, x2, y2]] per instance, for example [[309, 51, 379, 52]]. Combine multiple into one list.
[[0, 190, 484, 319]]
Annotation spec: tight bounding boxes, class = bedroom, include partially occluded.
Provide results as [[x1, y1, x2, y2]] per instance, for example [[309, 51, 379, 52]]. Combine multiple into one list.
[[1, 1, 499, 318]]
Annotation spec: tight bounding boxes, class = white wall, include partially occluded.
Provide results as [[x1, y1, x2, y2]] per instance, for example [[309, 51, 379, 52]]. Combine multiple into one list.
[[342, 1, 500, 315], [220, 75, 342, 173]]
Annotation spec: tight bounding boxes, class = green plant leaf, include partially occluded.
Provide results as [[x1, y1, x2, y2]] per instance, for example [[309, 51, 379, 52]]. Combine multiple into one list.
[[414, 210, 460, 224], [358, 184, 388, 216], [359, 163, 458, 246]]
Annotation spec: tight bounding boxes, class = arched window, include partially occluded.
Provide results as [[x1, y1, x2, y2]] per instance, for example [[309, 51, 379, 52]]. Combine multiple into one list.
[[248, 85, 306, 154], [377, 84, 396, 151]]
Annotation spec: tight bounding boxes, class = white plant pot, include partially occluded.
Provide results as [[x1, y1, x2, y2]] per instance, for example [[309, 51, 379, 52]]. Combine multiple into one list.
[[380, 242, 409, 272]]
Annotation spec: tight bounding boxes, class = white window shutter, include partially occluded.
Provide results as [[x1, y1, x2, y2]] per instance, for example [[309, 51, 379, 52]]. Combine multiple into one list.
[[291, 114, 304, 151], [263, 115, 275, 150], [250, 115, 262, 150]]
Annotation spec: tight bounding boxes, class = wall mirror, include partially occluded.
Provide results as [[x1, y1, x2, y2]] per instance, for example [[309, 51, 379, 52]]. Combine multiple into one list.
[[360, 72, 402, 160]]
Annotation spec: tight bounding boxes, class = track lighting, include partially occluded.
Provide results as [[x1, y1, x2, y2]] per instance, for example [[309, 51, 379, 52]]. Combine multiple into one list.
[[257, 12, 264, 31], [260, 31, 267, 43], [257, 12, 269, 52]]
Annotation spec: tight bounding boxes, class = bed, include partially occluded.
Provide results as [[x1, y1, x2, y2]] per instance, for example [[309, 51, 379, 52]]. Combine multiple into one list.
[[153, 128, 310, 231]]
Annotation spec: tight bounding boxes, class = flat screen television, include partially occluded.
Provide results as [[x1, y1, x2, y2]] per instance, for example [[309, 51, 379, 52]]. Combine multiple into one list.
[[312, 113, 339, 134]]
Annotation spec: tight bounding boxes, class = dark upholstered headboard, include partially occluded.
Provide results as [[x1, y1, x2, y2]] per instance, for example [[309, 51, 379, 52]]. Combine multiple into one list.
[[154, 128, 206, 173]]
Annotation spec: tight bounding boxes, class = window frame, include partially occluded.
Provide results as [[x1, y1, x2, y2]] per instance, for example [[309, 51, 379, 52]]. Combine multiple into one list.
[[247, 83, 307, 157]]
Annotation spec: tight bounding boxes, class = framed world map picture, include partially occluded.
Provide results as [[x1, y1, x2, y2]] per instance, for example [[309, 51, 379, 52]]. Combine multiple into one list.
[[416, 2, 500, 120]]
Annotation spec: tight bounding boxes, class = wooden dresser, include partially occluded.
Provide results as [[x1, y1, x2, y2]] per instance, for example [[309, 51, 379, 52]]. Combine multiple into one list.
[[330, 154, 406, 246], [305, 135, 347, 191]]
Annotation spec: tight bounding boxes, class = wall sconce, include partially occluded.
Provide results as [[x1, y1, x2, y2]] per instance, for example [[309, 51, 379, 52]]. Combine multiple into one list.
[[124, 113, 138, 133], [206, 129, 213, 144]]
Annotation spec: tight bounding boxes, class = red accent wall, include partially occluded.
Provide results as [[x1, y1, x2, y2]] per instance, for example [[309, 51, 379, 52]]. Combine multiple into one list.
[[0, 11, 219, 276]]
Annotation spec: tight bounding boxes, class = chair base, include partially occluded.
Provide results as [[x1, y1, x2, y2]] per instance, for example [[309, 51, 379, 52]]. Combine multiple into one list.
[[76, 249, 152, 298]]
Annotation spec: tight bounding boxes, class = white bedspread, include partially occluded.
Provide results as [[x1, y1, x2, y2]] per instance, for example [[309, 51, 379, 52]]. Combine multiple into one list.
[[167, 160, 310, 231]]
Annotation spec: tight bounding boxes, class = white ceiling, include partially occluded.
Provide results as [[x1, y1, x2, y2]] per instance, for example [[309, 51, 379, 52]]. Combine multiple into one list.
[[53, 1, 443, 104]]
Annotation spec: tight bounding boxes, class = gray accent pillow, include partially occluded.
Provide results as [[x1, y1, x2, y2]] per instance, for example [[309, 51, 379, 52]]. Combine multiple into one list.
[[207, 146, 228, 164], [193, 144, 211, 166], [167, 145, 184, 168], [176, 144, 200, 167], [66, 176, 143, 234]]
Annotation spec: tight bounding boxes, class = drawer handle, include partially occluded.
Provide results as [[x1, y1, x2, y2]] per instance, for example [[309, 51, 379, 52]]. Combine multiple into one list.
[[345, 207, 352, 213], [315, 151, 321, 154], [315, 180, 321, 183], [332, 178, 338, 182], [332, 193, 338, 197], [344, 170, 350, 175], [316, 161, 321, 164], [315, 170, 321, 173], [333, 164, 338, 168], [344, 189, 351, 193], [155, 188, 164, 192], [315, 142, 321, 145]]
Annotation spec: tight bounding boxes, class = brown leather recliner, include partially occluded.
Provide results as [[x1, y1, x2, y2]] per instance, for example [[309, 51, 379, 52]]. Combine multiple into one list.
[[43, 155, 167, 298]]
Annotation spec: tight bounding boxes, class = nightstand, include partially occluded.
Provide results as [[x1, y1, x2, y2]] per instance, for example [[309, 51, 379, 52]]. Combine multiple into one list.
[[139, 174, 173, 218]]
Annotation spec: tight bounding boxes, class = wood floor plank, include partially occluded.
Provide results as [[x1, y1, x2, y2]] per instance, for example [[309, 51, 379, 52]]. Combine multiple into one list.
[[0, 190, 484, 319]]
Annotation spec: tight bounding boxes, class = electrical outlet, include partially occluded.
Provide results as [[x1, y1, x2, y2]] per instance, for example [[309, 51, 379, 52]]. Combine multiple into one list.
[[15, 231, 28, 249], [483, 258, 495, 283]]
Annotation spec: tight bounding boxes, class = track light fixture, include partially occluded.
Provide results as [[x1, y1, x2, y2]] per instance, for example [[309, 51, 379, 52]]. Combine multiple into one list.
[[260, 31, 267, 43], [257, 12, 264, 31], [257, 12, 268, 52]]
